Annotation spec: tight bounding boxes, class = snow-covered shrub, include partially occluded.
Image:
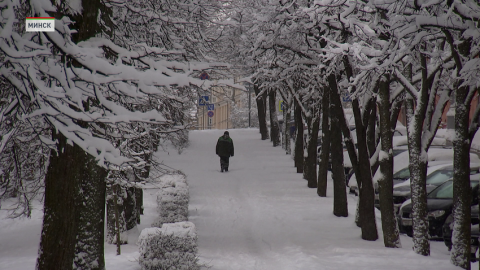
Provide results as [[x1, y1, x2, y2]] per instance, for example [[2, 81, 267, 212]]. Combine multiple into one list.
[[152, 175, 189, 227], [138, 222, 199, 270]]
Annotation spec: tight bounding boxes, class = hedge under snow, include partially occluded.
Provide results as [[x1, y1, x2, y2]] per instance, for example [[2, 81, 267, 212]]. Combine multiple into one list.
[[138, 222, 199, 270], [152, 175, 189, 227]]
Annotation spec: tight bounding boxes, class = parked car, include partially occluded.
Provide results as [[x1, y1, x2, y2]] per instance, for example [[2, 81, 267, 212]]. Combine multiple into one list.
[[373, 167, 418, 209], [348, 147, 478, 196], [390, 163, 480, 212], [398, 176, 480, 238], [443, 204, 480, 261], [319, 120, 407, 184], [391, 135, 448, 157]]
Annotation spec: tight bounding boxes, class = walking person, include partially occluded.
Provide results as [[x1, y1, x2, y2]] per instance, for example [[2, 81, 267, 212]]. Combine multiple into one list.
[[216, 131, 234, 172]]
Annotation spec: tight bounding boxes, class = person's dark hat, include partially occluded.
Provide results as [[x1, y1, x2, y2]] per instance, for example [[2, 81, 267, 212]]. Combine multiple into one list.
[[224, 131, 229, 135]]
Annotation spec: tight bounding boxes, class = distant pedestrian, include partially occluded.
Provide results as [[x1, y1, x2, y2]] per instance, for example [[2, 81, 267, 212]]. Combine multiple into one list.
[[216, 131, 234, 172]]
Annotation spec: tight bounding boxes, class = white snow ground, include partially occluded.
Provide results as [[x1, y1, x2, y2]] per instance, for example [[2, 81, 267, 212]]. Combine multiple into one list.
[[0, 128, 462, 269]]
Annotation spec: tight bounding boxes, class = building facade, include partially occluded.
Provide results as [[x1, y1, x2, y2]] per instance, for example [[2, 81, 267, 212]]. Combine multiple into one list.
[[197, 85, 245, 130]]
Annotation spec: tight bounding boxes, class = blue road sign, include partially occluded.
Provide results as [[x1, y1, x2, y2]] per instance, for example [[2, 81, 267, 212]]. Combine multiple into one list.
[[207, 104, 214, 111], [342, 93, 352, 102], [208, 111, 214, 117], [200, 72, 209, 80], [199, 96, 209, 106]]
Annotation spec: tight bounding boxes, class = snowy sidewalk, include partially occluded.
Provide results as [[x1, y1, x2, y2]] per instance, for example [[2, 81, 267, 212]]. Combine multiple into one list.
[[160, 129, 457, 270]]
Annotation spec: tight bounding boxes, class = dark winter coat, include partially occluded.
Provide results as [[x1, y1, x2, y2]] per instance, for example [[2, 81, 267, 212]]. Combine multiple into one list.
[[216, 135, 234, 157]]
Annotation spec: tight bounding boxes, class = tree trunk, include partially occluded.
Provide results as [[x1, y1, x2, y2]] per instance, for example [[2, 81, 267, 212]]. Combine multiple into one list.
[[405, 94, 430, 256], [106, 181, 128, 245], [254, 83, 269, 140], [136, 188, 143, 219], [442, 29, 477, 269], [328, 73, 361, 225], [269, 91, 281, 146], [294, 99, 304, 173], [304, 113, 320, 188], [366, 103, 377, 160], [125, 186, 138, 230], [36, 131, 82, 270], [451, 84, 473, 269], [353, 100, 378, 241], [285, 104, 291, 155], [74, 156, 107, 270], [317, 87, 331, 197], [378, 75, 401, 248], [404, 54, 430, 256], [135, 152, 152, 219], [331, 97, 348, 217], [334, 58, 378, 240]]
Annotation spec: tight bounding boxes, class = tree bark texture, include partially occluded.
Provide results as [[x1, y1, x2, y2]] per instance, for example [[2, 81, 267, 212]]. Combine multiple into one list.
[[254, 83, 269, 140], [36, 131, 82, 270], [304, 113, 320, 188], [125, 186, 138, 231], [73, 157, 107, 270], [367, 103, 377, 161], [378, 76, 401, 248], [443, 29, 475, 269], [294, 99, 304, 173], [340, 57, 378, 241], [451, 85, 473, 269], [331, 100, 348, 217], [268, 91, 281, 147], [404, 53, 431, 256], [317, 87, 331, 197], [285, 105, 292, 155], [106, 182, 128, 245], [405, 95, 430, 256], [353, 100, 378, 241], [136, 188, 143, 219], [328, 73, 361, 226]]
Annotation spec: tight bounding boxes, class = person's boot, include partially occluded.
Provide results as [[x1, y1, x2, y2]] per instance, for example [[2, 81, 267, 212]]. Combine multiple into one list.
[[221, 166, 224, 172], [225, 167, 228, 172]]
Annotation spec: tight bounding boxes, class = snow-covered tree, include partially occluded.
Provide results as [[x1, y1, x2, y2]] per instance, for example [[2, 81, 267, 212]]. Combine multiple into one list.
[[308, 0, 380, 241], [430, 2, 480, 268], [0, 80, 50, 218]]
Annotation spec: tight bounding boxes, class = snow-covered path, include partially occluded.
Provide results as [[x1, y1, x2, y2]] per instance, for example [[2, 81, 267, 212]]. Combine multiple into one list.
[[161, 129, 458, 270]]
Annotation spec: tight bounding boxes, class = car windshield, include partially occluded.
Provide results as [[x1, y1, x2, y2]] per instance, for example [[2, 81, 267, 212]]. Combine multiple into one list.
[[393, 149, 407, 157], [425, 170, 454, 186], [393, 168, 410, 180], [428, 180, 479, 199]]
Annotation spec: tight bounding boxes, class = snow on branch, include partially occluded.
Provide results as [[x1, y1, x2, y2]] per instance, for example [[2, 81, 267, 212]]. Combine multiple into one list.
[[0, 0, 214, 168], [394, 69, 419, 99], [414, 15, 467, 31]]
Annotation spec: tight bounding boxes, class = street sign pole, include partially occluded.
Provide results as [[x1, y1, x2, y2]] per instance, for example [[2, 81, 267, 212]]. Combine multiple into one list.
[[248, 85, 251, 128]]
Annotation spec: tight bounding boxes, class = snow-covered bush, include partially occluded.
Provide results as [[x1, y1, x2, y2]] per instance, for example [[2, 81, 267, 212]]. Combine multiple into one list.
[[152, 175, 189, 227], [138, 222, 199, 270]]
